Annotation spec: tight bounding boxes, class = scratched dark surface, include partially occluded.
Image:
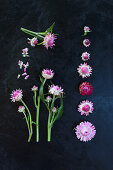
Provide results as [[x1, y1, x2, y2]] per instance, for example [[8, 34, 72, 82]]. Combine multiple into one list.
[[0, 0, 113, 169]]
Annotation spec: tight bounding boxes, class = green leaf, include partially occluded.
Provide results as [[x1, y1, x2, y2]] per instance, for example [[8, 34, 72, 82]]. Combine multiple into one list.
[[45, 22, 55, 33], [39, 79, 46, 102]]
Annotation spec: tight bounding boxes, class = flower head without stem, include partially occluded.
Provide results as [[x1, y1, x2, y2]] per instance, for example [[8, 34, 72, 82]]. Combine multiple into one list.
[[83, 39, 91, 47], [77, 63, 92, 78], [78, 100, 94, 116], [31, 85, 38, 92], [79, 82, 93, 96], [18, 60, 23, 69], [43, 33, 57, 50], [18, 106, 25, 113], [81, 52, 90, 61], [22, 48, 29, 57], [75, 121, 96, 142], [28, 37, 38, 47], [49, 84, 63, 96], [10, 89, 23, 102], [42, 69, 54, 79], [46, 96, 52, 103]]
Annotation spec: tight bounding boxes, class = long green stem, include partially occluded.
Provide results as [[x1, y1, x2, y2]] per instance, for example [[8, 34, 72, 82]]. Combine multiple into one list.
[[21, 100, 33, 142], [23, 112, 31, 142], [36, 96, 40, 142], [48, 109, 52, 142]]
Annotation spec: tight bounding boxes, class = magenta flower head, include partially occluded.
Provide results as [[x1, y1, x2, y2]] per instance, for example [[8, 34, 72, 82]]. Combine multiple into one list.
[[75, 121, 96, 142], [22, 48, 29, 57], [43, 33, 57, 49], [79, 82, 93, 96], [78, 100, 94, 116], [42, 69, 54, 79], [10, 89, 23, 102], [49, 84, 63, 96], [77, 63, 92, 78], [46, 96, 52, 103], [84, 26, 90, 33], [18, 106, 25, 113], [28, 37, 38, 47], [81, 52, 90, 61], [83, 39, 91, 47], [31, 85, 38, 92]]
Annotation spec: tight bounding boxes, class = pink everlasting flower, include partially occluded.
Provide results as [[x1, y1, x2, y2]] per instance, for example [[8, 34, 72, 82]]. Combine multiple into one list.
[[49, 84, 63, 96], [42, 69, 54, 79], [75, 121, 96, 142], [18, 106, 25, 113], [28, 37, 38, 47], [46, 96, 52, 102], [77, 63, 92, 78], [18, 60, 23, 69], [10, 89, 23, 102], [83, 39, 91, 47], [78, 100, 94, 116], [81, 52, 90, 61], [79, 82, 93, 96], [84, 26, 90, 33], [31, 85, 38, 92], [43, 33, 57, 49], [22, 48, 29, 57]]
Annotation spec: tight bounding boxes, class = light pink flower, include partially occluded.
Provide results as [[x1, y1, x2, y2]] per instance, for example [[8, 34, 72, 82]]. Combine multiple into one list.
[[78, 100, 94, 116], [42, 69, 54, 79], [18, 106, 25, 113], [10, 89, 23, 102], [24, 75, 29, 80], [31, 85, 38, 92], [77, 63, 92, 78], [22, 48, 29, 57], [84, 26, 90, 33], [17, 74, 21, 79], [49, 84, 63, 96], [43, 33, 57, 49], [28, 37, 38, 47], [46, 96, 52, 102], [18, 60, 23, 69], [23, 62, 29, 72], [75, 121, 96, 142], [81, 52, 90, 61], [83, 39, 91, 47], [52, 107, 57, 113], [22, 72, 27, 76]]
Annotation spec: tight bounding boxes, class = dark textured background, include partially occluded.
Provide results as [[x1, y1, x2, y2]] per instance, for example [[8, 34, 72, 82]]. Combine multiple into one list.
[[0, 0, 113, 169]]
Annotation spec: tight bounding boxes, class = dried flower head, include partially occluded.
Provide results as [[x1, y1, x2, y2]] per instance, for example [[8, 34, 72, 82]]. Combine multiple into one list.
[[49, 84, 63, 96], [83, 39, 91, 47], [79, 82, 93, 96], [42, 69, 54, 79], [43, 33, 57, 49], [22, 48, 29, 57], [31, 85, 38, 92], [46, 96, 52, 103], [28, 37, 38, 47], [81, 52, 90, 61], [10, 89, 23, 102], [18, 106, 25, 113], [78, 100, 94, 116], [77, 63, 92, 78], [84, 26, 90, 33]]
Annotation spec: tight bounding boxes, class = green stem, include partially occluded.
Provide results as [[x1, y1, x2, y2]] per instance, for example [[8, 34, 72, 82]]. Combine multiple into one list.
[[23, 112, 31, 142], [21, 100, 33, 142], [36, 96, 40, 142], [48, 109, 52, 142]]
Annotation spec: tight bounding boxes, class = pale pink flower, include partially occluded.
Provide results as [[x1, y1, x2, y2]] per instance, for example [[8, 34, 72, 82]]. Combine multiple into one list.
[[18, 60, 23, 69], [79, 82, 93, 96], [75, 121, 96, 142], [77, 63, 92, 78], [78, 100, 94, 116], [28, 37, 38, 47], [46, 96, 52, 103], [49, 84, 63, 96], [84, 26, 90, 33], [43, 33, 57, 49], [24, 75, 29, 80], [10, 89, 23, 102], [22, 48, 29, 57], [81, 52, 90, 61], [52, 107, 57, 113], [17, 74, 21, 79], [31, 85, 38, 92], [83, 39, 91, 47], [42, 69, 54, 79], [22, 72, 27, 76], [23, 62, 29, 72], [18, 106, 25, 113]]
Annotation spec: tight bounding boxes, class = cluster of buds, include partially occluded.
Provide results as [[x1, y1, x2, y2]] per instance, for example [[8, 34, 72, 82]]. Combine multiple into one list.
[[75, 26, 96, 142], [17, 60, 29, 80]]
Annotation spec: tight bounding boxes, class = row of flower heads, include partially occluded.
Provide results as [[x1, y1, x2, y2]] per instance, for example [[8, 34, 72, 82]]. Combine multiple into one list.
[[74, 26, 96, 142], [10, 23, 64, 142]]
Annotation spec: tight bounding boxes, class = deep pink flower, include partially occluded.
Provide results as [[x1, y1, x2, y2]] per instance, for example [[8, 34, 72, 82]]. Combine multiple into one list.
[[83, 39, 91, 47], [77, 63, 92, 78], [28, 37, 38, 47], [79, 82, 93, 96], [84, 26, 90, 33], [31, 85, 38, 92], [81, 52, 90, 61], [22, 48, 29, 57], [49, 84, 63, 96], [42, 69, 54, 79], [78, 100, 94, 116], [43, 33, 57, 49], [18, 106, 25, 113], [10, 89, 23, 102], [75, 121, 96, 142]]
